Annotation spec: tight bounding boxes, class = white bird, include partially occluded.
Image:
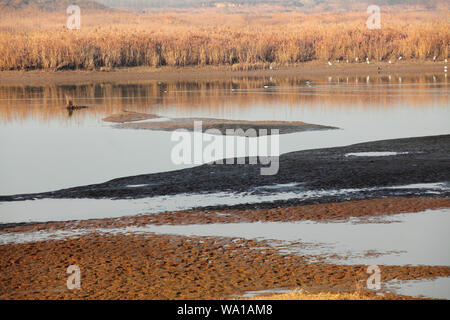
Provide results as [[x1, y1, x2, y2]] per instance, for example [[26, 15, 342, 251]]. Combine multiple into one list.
[[366, 58, 370, 64], [445, 59, 448, 63], [355, 57, 359, 62], [398, 56, 403, 60], [264, 85, 269, 88], [388, 60, 392, 64], [346, 59, 349, 63], [433, 56, 437, 61], [328, 61, 332, 66]]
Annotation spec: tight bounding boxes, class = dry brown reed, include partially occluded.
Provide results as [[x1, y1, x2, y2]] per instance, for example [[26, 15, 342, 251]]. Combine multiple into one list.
[[0, 9, 448, 70]]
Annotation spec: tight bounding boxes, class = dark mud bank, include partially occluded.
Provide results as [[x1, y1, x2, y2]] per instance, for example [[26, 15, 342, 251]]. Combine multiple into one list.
[[1, 135, 449, 208]]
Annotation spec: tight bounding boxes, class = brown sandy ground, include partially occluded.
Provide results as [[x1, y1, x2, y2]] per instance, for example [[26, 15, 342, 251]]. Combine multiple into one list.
[[1, 232, 450, 300], [0, 61, 446, 85], [0, 198, 450, 299], [239, 290, 383, 300], [103, 111, 336, 135], [1, 197, 449, 299], [3, 197, 448, 234]]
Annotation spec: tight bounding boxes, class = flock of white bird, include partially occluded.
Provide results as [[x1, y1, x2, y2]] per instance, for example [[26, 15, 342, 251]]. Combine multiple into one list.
[[327, 56, 448, 67], [263, 56, 448, 90], [327, 56, 401, 65]]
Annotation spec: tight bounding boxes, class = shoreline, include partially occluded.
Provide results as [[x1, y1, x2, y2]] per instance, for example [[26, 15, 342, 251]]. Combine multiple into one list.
[[3, 232, 448, 300], [0, 61, 447, 85]]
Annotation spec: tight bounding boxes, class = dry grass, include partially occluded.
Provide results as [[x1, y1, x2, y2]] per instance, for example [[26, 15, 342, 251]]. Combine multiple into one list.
[[238, 289, 379, 300], [0, 8, 448, 70]]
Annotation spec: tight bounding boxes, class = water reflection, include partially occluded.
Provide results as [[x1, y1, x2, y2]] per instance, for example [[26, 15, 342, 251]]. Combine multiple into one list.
[[0, 74, 449, 195], [0, 74, 448, 126]]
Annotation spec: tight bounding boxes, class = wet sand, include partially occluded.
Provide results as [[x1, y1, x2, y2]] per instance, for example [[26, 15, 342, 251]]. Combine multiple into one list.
[[1, 196, 449, 299], [1, 231, 449, 300], [0, 61, 446, 85]]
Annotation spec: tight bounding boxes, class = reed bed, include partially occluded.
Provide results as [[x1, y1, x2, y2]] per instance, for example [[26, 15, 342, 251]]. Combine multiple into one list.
[[0, 9, 448, 70]]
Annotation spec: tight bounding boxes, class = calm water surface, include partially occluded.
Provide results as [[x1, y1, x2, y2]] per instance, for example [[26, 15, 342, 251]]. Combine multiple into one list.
[[0, 74, 449, 195], [0, 75, 449, 299]]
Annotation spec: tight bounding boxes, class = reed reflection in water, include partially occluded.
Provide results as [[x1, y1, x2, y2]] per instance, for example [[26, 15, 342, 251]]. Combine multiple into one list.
[[0, 74, 447, 126], [0, 74, 448, 195]]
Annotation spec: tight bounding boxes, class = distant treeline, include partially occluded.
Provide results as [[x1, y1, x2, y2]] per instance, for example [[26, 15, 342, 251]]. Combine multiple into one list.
[[1, 0, 448, 10], [95, 0, 448, 10]]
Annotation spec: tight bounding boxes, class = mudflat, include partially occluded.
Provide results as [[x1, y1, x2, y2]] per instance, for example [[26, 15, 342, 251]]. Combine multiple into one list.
[[1, 224, 449, 300], [104, 111, 337, 135], [3, 135, 448, 204]]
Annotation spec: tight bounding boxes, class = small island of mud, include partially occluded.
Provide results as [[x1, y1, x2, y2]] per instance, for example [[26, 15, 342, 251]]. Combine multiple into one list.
[[103, 111, 338, 136]]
